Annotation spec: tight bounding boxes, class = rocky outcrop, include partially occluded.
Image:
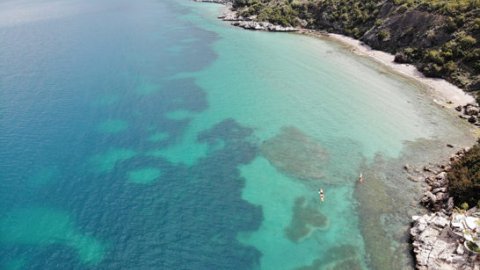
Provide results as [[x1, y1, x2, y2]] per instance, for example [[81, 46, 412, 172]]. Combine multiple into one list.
[[421, 171, 452, 213], [456, 103, 480, 126], [218, 8, 298, 32], [232, 21, 297, 32], [418, 149, 468, 214], [410, 147, 480, 269], [194, 0, 229, 4], [411, 212, 479, 270]]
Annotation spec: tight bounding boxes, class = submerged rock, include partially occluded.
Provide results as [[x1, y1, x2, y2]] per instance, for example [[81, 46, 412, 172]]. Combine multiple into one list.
[[285, 197, 328, 242], [468, 115, 477, 123], [296, 245, 362, 270], [261, 126, 329, 181]]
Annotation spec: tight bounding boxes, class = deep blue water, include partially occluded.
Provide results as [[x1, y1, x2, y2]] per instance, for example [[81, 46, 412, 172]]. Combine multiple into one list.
[[0, 0, 262, 269]]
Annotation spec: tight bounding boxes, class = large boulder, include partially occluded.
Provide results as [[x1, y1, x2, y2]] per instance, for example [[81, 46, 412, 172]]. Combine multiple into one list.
[[436, 172, 447, 181], [464, 104, 479, 116], [423, 191, 437, 204], [468, 115, 477, 123], [431, 214, 449, 228], [436, 192, 448, 202]]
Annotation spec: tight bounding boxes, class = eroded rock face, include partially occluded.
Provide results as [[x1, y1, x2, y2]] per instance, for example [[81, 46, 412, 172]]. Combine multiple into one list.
[[261, 126, 329, 181], [363, 9, 450, 52], [410, 212, 478, 270]]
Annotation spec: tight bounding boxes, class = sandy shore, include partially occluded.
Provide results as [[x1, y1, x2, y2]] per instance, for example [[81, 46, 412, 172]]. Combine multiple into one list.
[[298, 30, 474, 107], [213, 3, 475, 108]]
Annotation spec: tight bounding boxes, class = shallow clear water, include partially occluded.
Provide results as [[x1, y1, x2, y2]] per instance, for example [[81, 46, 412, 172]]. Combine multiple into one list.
[[0, 0, 475, 269]]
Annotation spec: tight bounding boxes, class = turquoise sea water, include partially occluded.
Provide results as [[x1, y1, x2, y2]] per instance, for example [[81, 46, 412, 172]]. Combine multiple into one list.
[[0, 0, 475, 269]]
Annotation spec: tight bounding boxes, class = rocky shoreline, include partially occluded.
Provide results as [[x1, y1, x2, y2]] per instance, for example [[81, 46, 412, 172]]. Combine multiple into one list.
[[411, 210, 479, 270], [195, 0, 298, 32], [414, 148, 469, 214], [194, 0, 228, 4], [457, 103, 480, 126], [407, 148, 480, 270], [218, 7, 297, 32]]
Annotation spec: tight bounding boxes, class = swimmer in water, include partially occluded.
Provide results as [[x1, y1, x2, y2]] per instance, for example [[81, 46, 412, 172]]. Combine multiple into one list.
[[358, 173, 364, 184], [319, 188, 324, 202]]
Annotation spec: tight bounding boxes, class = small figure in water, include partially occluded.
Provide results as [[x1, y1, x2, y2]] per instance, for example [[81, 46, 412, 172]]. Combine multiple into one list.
[[319, 188, 324, 202], [358, 173, 364, 184]]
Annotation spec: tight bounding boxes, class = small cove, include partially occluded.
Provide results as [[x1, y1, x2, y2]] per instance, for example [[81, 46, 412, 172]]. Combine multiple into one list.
[[0, 0, 475, 269]]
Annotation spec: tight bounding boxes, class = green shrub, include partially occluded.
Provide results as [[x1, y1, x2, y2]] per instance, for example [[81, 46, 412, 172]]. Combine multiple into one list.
[[426, 49, 445, 64], [445, 17, 458, 32], [421, 63, 443, 77], [459, 34, 477, 48], [465, 48, 480, 61], [352, 27, 361, 38], [474, 61, 480, 72], [454, 14, 466, 26], [378, 29, 390, 41], [255, 2, 299, 26], [375, 19, 384, 26], [444, 40, 458, 50], [444, 61, 458, 73], [474, 18, 480, 30], [448, 143, 480, 207], [398, 47, 419, 61], [441, 48, 454, 60]]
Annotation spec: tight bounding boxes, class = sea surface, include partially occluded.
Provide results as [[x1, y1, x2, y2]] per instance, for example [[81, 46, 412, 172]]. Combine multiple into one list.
[[0, 0, 475, 269]]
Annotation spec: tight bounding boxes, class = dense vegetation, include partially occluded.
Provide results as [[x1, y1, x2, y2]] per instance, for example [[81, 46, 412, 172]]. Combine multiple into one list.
[[231, 0, 480, 95], [448, 143, 480, 208]]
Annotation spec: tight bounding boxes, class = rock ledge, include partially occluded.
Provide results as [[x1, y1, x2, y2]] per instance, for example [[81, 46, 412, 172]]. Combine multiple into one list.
[[411, 211, 479, 270], [410, 148, 480, 269]]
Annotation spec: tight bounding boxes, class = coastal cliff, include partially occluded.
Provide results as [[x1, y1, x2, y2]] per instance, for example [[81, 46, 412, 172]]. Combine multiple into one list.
[[227, 0, 480, 95]]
